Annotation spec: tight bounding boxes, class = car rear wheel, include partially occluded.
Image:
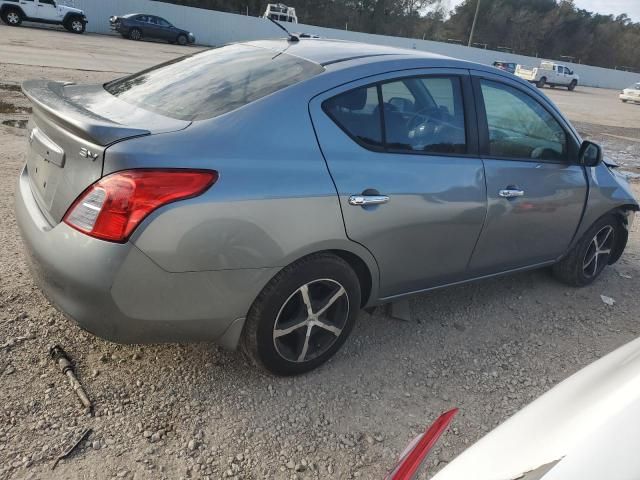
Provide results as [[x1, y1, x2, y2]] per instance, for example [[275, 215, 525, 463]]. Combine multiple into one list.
[[2, 8, 22, 26], [241, 253, 361, 375], [177, 34, 188, 45], [553, 214, 619, 286], [129, 28, 142, 41], [568, 80, 577, 91], [536, 77, 546, 88]]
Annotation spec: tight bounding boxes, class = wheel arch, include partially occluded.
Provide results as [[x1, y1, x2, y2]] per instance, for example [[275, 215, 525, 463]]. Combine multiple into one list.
[[329, 249, 373, 307], [263, 244, 380, 309], [62, 12, 85, 25], [609, 205, 638, 264], [1, 4, 24, 17]]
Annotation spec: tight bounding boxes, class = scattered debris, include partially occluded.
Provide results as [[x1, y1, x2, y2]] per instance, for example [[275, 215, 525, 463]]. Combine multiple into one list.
[[0, 334, 35, 350], [49, 345, 92, 410], [600, 295, 616, 306], [387, 299, 412, 322], [618, 272, 633, 279], [51, 428, 92, 470]]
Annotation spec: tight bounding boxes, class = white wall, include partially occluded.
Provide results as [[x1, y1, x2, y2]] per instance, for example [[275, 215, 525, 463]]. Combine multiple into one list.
[[70, 0, 640, 90]]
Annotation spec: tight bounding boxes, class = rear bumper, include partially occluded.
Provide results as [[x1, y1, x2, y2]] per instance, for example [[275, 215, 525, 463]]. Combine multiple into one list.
[[15, 165, 277, 348]]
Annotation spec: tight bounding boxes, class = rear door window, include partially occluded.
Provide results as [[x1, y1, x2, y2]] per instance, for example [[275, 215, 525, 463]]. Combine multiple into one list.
[[105, 44, 324, 121], [323, 86, 382, 148]]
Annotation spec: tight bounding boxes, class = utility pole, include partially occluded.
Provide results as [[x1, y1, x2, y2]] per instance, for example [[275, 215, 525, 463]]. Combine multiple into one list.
[[467, 0, 481, 47]]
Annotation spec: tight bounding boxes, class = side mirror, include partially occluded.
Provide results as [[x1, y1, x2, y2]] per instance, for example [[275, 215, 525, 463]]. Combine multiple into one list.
[[579, 140, 602, 167]]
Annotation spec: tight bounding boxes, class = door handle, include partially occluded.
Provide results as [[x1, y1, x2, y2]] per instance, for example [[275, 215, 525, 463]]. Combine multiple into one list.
[[499, 188, 525, 198], [348, 195, 389, 206]]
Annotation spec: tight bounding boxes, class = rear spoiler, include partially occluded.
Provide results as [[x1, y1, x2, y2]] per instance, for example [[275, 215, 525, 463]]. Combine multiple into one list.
[[22, 80, 150, 146]]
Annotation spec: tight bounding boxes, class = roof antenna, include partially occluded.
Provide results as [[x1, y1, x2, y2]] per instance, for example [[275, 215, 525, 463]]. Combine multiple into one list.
[[267, 17, 299, 43]]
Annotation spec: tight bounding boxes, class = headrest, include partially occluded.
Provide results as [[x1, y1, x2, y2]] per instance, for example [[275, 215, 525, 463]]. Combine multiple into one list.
[[333, 88, 367, 111]]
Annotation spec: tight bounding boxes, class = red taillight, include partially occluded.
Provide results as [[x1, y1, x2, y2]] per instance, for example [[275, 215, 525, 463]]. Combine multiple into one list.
[[386, 408, 458, 480], [63, 169, 217, 242]]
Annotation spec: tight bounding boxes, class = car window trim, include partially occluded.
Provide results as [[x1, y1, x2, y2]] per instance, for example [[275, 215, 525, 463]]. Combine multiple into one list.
[[471, 74, 579, 165], [321, 71, 479, 159]]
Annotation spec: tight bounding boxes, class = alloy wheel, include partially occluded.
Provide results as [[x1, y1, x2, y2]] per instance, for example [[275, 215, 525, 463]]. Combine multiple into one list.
[[583, 225, 614, 278], [7, 12, 19, 24], [273, 279, 349, 363], [130, 29, 141, 40], [71, 20, 83, 32]]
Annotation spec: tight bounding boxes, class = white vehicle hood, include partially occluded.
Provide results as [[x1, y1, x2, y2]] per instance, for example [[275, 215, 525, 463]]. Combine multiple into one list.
[[59, 5, 83, 14], [432, 336, 640, 480]]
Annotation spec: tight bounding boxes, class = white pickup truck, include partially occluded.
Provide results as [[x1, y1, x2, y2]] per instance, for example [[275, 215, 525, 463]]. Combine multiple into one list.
[[0, 0, 87, 33], [515, 61, 579, 90]]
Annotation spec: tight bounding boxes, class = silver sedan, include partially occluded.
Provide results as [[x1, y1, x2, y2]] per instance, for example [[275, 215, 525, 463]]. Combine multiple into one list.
[[15, 39, 638, 374]]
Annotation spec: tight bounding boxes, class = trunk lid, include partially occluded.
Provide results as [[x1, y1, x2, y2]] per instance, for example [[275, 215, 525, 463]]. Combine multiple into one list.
[[22, 80, 190, 224]]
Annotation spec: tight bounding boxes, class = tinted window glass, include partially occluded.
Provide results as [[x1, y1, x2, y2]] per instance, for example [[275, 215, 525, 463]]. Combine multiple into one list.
[[105, 44, 324, 121], [157, 17, 171, 27], [480, 80, 566, 161], [39, 0, 55, 5], [323, 86, 382, 148], [381, 76, 466, 154]]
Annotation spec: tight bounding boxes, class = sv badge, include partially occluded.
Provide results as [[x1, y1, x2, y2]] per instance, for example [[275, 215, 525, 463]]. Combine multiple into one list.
[[79, 147, 99, 160]]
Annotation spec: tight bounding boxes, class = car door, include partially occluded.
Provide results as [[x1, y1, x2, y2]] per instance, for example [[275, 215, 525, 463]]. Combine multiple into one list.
[[144, 16, 162, 39], [34, 0, 59, 21], [156, 17, 174, 41], [310, 69, 487, 298], [556, 66, 567, 85], [18, 0, 36, 18], [467, 71, 587, 275]]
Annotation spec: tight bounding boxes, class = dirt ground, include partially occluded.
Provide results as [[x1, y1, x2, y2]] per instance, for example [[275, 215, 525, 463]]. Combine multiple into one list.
[[1, 24, 640, 480]]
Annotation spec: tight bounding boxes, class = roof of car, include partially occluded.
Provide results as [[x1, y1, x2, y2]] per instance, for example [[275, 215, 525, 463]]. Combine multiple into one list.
[[243, 38, 453, 66]]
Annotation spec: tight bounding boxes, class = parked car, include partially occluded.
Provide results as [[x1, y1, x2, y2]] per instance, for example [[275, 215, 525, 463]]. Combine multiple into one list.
[[262, 3, 298, 23], [620, 82, 640, 103], [16, 39, 638, 375], [516, 61, 579, 90], [430, 335, 640, 480], [492, 60, 517, 74], [0, 0, 87, 33], [109, 13, 195, 45]]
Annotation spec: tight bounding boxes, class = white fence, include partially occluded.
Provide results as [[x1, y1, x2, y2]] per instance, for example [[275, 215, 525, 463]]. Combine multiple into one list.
[[70, 0, 640, 90]]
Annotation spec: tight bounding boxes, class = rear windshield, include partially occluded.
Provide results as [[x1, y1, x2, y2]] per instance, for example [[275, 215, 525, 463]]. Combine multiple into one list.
[[104, 44, 324, 121]]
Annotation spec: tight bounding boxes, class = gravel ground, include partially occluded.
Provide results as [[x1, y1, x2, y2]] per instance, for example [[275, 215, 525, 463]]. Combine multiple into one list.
[[1, 28, 640, 480]]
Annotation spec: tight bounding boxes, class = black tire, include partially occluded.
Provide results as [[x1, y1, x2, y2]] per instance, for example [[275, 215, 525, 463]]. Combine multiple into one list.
[[536, 77, 546, 88], [1, 8, 23, 26], [568, 80, 577, 91], [129, 28, 142, 41], [176, 34, 187, 46], [553, 214, 620, 287], [241, 253, 361, 375], [622, 99, 628, 103], [65, 16, 86, 34]]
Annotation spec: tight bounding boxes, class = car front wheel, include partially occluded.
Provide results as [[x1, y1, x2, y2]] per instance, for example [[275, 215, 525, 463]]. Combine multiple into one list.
[[65, 17, 86, 34], [553, 214, 619, 286], [176, 34, 188, 45], [241, 253, 361, 375]]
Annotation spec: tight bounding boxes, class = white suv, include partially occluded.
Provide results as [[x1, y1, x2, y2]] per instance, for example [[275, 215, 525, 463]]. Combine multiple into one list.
[[1, 0, 87, 33], [515, 61, 579, 90]]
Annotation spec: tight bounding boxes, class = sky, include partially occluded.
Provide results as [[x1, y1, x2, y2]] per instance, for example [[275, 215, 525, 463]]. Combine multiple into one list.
[[446, 0, 640, 22]]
